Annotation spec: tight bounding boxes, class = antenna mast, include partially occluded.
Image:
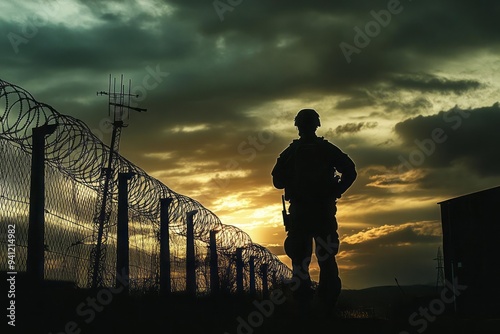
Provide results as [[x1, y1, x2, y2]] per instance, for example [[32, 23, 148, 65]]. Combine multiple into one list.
[[89, 74, 146, 288]]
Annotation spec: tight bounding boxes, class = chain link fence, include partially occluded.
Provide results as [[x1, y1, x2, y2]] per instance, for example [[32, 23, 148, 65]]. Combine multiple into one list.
[[0, 78, 291, 294]]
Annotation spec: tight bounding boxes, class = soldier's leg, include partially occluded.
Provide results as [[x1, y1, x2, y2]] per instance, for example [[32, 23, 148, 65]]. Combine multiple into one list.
[[285, 231, 313, 303], [314, 209, 341, 311], [315, 238, 341, 309]]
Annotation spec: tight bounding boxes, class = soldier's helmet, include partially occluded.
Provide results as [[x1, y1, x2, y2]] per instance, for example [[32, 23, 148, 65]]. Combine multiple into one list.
[[294, 109, 321, 128]]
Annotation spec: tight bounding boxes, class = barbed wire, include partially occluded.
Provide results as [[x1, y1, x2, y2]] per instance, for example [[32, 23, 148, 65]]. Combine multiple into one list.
[[0, 78, 292, 290]]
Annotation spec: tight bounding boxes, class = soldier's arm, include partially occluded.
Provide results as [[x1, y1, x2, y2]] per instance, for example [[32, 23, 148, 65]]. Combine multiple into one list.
[[271, 147, 292, 189], [328, 143, 357, 196], [336, 154, 357, 195]]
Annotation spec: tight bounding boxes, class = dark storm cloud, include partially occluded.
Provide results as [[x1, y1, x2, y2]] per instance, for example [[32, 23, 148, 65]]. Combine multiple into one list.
[[382, 96, 433, 115], [390, 74, 483, 94], [2, 0, 498, 135], [334, 122, 378, 135], [387, 0, 500, 55], [334, 72, 478, 114], [5, 0, 495, 207], [417, 166, 500, 199], [336, 96, 375, 110], [1, 17, 194, 72], [394, 103, 500, 176]]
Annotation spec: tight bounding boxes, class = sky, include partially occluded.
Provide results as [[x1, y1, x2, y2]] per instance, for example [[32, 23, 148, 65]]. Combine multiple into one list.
[[2, 0, 500, 289]]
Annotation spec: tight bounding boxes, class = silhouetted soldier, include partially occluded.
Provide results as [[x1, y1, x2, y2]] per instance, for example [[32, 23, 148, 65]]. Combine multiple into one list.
[[271, 109, 357, 317]]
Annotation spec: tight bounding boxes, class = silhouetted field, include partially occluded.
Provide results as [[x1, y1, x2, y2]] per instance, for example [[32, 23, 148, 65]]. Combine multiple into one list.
[[7, 277, 498, 334]]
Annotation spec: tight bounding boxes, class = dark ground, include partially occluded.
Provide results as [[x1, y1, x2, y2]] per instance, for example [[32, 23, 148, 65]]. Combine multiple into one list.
[[5, 277, 499, 334]]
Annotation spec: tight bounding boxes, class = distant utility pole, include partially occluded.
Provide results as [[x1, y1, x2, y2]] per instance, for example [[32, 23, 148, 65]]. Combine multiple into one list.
[[394, 277, 406, 297], [434, 246, 445, 290]]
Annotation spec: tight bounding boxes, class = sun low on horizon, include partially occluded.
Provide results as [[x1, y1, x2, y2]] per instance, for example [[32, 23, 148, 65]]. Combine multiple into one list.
[[2, 0, 500, 290], [140, 96, 500, 289]]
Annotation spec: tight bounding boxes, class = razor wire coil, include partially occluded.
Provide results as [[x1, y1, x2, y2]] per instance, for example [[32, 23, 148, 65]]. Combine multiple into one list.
[[0, 78, 292, 292]]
